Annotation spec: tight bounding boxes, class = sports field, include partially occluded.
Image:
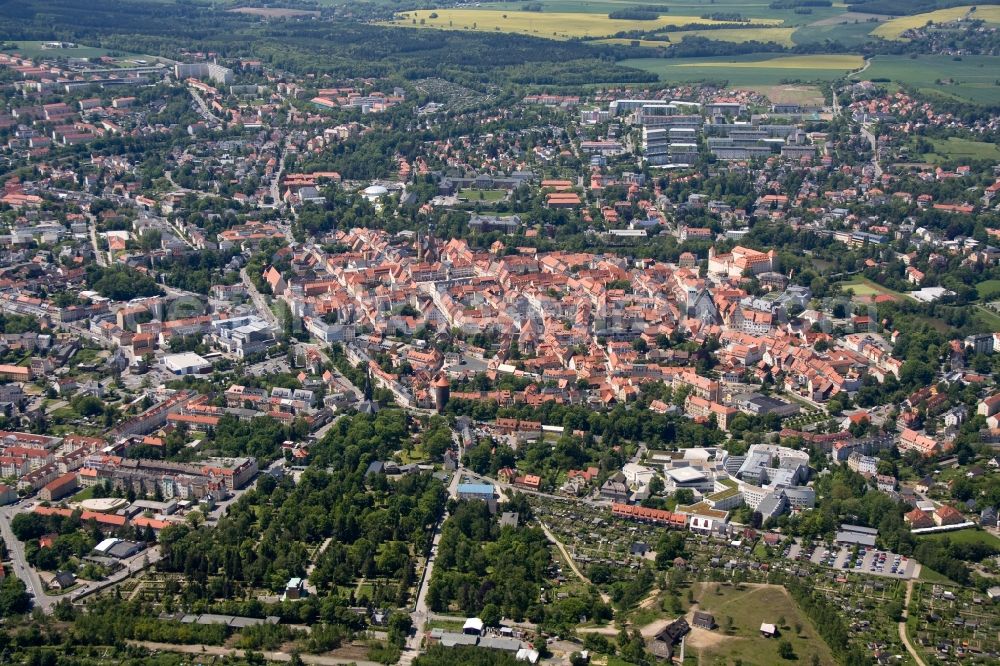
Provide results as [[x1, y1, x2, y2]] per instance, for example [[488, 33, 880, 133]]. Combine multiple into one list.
[[3, 41, 118, 59], [388, 9, 779, 39], [873, 5, 1000, 40], [858, 54, 1000, 106], [621, 54, 863, 86]]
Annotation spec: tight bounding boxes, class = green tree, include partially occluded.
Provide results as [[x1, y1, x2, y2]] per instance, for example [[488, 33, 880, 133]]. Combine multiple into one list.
[[0, 576, 30, 617]]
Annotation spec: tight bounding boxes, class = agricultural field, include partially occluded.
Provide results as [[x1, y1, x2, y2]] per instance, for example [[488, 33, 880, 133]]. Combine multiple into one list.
[[859, 54, 1000, 105], [872, 5, 1000, 40], [601, 26, 797, 47], [621, 54, 864, 88], [376, 1, 963, 48], [484, 0, 845, 25], [791, 13, 889, 47], [926, 137, 1000, 163], [386, 8, 780, 40], [686, 583, 838, 666]]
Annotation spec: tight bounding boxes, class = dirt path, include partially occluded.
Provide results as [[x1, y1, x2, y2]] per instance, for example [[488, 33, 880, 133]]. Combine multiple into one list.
[[637, 588, 661, 610], [539, 521, 611, 605], [127, 641, 380, 665], [898, 575, 927, 666], [849, 56, 873, 79], [576, 626, 620, 636]]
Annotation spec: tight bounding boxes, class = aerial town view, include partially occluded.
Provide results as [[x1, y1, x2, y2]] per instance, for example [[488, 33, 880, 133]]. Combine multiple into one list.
[[0, 0, 1000, 664]]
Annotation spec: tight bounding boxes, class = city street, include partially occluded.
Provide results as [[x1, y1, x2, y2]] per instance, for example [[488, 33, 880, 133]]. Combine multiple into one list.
[[0, 504, 53, 611], [1, 503, 164, 612]]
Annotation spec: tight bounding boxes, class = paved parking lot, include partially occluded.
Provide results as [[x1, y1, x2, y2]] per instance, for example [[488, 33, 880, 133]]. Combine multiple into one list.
[[803, 543, 915, 579]]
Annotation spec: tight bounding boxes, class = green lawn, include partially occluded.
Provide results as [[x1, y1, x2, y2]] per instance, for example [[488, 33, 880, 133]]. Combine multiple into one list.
[[71, 348, 103, 366], [974, 305, 1000, 333], [67, 486, 100, 502], [976, 279, 1000, 299], [397, 444, 428, 464], [858, 54, 1000, 106], [837, 276, 911, 301], [688, 583, 837, 666], [918, 566, 956, 585], [918, 528, 1000, 550], [460, 189, 508, 202]]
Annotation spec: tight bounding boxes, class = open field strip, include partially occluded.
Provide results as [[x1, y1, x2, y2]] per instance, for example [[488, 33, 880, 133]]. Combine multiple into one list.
[[600, 26, 796, 46], [675, 54, 863, 69], [622, 54, 862, 87]]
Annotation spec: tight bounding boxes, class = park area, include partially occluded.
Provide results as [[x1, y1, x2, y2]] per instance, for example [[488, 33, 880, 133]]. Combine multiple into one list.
[[683, 583, 837, 665]]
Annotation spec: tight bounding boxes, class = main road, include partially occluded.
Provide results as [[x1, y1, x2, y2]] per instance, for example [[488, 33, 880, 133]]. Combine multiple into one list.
[[87, 213, 108, 267], [188, 87, 223, 125], [0, 504, 53, 611], [240, 267, 280, 328]]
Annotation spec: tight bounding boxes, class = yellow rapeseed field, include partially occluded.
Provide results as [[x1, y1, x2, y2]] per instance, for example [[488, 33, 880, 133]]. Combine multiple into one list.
[[388, 9, 781, 40], [873, 5, 1000, 40]]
